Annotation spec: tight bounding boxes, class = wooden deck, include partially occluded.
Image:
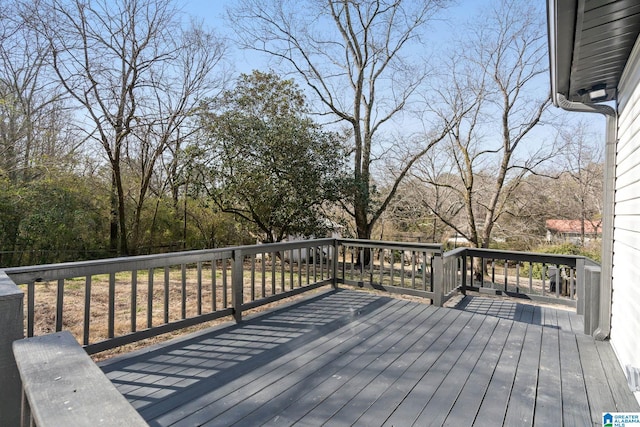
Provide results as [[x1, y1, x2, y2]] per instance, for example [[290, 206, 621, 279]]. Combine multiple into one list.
[[100, 289, 640, 426]]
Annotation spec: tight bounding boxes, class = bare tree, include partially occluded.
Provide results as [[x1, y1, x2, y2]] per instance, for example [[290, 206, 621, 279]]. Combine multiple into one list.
[[227, 0, 451, 242], [413, 0, 553, 249], [0, 2, 76, 183], [535, 121, 605, 246], [25, 0, 227, 255]]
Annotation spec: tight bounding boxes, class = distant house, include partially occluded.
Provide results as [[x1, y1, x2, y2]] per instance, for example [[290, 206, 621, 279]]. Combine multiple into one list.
[[545, 219, 602, 244], [548, 0, 640, 403]]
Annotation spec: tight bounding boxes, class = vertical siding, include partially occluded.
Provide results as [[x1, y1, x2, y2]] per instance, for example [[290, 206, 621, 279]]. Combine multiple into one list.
[[611, 33, 640, 400]]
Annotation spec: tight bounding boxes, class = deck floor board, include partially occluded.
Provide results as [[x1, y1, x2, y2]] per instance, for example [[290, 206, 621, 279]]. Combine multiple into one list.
[[100, 289, 640, 426]]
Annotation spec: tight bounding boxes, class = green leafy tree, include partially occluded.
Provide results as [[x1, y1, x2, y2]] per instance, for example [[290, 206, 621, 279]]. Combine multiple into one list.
[[194, 71, 348, 243], [227, 0, 452, 241]]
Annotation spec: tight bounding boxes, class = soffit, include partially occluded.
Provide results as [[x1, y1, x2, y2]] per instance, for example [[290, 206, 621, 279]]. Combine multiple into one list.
[[550, 0, 640, 103]]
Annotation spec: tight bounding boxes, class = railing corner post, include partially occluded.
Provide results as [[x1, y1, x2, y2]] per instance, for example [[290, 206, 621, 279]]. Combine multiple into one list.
[[0, 271, 25, 427], [332, 239, 339, 290], [432, 253, 444, 307], [232, 249, 244, 323], [576, 257, 586, 315], [461, 253, 467, 295]]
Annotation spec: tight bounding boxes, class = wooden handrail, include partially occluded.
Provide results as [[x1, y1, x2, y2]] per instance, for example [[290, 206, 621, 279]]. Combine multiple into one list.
[[13, 331, 147, 426]]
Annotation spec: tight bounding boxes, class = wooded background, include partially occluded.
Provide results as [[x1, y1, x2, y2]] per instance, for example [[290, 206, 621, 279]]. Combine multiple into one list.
[[0, 0, 603, 266]]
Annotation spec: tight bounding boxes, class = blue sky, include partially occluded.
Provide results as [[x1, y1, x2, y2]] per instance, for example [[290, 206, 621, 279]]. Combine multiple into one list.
[[181, 0, 497, 70], [179, 0, 605, 155]]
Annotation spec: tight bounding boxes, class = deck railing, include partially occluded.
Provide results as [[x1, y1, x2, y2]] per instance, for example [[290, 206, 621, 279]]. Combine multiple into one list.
[[1, 239, 605, 426], [335, 239, 447, 302], [440, 247, 599, 305], [4, 238, 338, 355]]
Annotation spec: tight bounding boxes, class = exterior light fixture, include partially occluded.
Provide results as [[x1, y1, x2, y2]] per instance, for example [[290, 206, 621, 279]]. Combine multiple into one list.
[[588, 84, 607, 102]]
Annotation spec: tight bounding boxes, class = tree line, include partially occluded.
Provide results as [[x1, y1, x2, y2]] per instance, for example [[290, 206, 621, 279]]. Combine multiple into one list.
[[0, 0, 603, 267]]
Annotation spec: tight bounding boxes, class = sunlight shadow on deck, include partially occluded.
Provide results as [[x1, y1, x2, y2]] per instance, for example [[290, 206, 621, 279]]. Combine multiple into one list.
[[100, 289, 639, 426], [100, 290, 389, 418], [452, 295, 579, 332]]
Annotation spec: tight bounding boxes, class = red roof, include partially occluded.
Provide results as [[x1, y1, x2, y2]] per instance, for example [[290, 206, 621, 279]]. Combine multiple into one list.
[[545, 219, 602, 234]]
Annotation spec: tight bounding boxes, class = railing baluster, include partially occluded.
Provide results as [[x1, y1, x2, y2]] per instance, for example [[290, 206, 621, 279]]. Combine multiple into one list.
[[281, 252, 286, 292], [369, 247, 374, 284], [297, 248, 302, 288], [290, 249, 294, 290], [379, 249, 384, 285], [108, 272, 115, 339], [250, 255, 256, 301], [222, 259, 228, 308], [131, 270, 137, 333], [411, 251, 416, 289], [515, 262, 520, 294], [306, 247, 311, 285], [212, 261, 217, 312], [422, 252, 427, 291], [197, 261, 203, 315], [491, 259, 495, 286], [83, 275, 92, 345], [400, 251, 405, 288], [261, 253, 266, 297], [528, 262, 533, 293], [181, 264, 187, 319], [570, 267, 575, 299], [55, 279, 64, 332], [390, 253, 395, 287], [271, 252, 276, 296], [503, 260, 508, 292], [27, 281, 34, 337], [148, 268, 154, 328], [164, 267, 170, 324]]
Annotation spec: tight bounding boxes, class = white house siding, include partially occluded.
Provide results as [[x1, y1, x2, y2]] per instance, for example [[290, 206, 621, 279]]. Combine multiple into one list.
[[611, 33, 640, 401]]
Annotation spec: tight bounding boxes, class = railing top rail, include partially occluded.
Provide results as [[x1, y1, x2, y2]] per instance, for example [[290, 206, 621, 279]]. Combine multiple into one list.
[[4, 238, 339, 283], [337, 238, 443, 252], [4, 247, 233, 284], [450, 247, 595, 267], [442, 247, 468, 259], [13, 331, 147, 426], [0, 271, 23, 299], [236, 238, 337, 255]]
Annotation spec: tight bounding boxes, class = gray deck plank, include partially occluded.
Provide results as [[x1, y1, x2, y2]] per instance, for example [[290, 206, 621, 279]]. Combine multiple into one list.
[[257, 305, 455, 427], [102, 291, 380, 416], [577, 333, 618, 425], [559, 333, 592, 427], [149, 294, 413, 425], [554, 308, 573, 332], [348, 308, 466, 427], [503, 323, 542, 426], [98, 292, 640, 427], [473, 320, 527, 426], [534, 321, 562, 426], [257, 305, 446, 427], [412, 315, 500, 427], [595, 340, 640, 412], [441, 318, 513, 426], [195, 302, 437, 426], [381, 312, 485, 426]]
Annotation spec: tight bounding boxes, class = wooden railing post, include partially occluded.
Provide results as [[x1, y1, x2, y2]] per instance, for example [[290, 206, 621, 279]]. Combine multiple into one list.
[[332, 239, 339, 289], [576, 257, 586, 315], [0, 271, 25, 427], [461, 253, 467, 295], [232, 249, 244, 323], [432, 254, 444, 307], [584, 265, 601, 336]]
